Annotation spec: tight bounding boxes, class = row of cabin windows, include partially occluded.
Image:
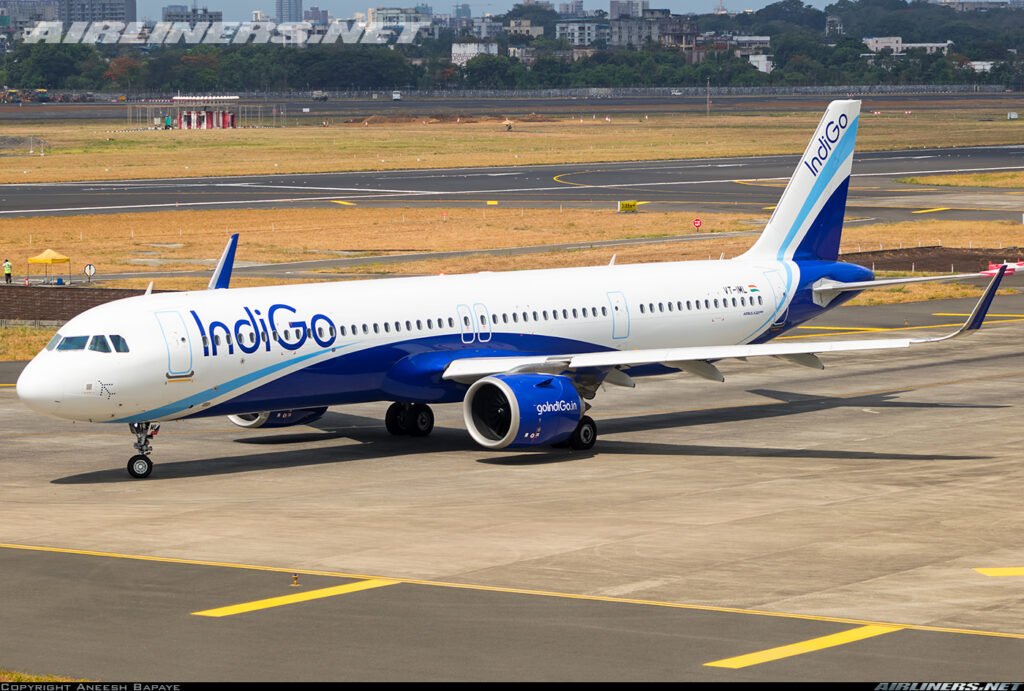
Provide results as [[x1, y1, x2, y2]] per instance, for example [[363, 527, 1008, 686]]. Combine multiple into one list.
[[201, 296, 767, 351], [202, 307, 621, 350], [638, 294, 764, 315]]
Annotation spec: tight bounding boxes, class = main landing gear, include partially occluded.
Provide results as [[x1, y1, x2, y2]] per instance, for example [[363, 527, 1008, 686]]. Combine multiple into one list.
[[127, 422, 160, 479], [552, 415, 598, 451], [385, 402, 435, 437]]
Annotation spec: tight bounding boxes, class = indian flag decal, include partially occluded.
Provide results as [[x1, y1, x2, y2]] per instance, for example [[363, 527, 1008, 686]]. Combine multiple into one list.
[[748, 284, 760, 293]]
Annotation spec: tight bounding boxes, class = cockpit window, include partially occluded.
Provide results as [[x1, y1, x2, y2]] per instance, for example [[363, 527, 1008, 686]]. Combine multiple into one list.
[[45, 334, 62, 351], [56, 336, 89, 351], [109, 335, 129, 353], [88, 335, 111, 353]]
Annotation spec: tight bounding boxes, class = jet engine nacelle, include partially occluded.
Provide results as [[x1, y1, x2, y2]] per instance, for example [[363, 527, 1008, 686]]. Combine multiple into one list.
[[228, 406, 329, 429], [464, 373, 582, 449]]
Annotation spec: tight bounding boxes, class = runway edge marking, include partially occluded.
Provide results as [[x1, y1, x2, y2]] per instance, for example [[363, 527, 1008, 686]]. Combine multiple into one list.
[[2, 543, 1024, 640]]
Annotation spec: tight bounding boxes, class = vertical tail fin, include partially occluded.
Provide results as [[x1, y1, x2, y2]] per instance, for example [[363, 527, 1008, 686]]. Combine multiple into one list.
[[742, 100, 861, 263]]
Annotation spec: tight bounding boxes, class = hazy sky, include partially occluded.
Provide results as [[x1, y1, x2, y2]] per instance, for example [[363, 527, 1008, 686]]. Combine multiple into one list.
[[137, 0, 830, 24]]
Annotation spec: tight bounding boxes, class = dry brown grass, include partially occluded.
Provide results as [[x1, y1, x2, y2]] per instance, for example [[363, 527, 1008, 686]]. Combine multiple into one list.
[[900, 171, 1024, 188], [0, 206, 762, 276], [4, 107, 1024, 183], [0, 326, 55, 361]]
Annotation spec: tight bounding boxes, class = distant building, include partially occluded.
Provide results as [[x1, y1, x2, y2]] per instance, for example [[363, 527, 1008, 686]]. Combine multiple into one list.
[[609, 0, 647, 18], [0, 0, 57, 36], [506, 18, 543, 37], [748, 54, 773, 73], [303, 4, 327, 23], [732, 35, 770, 56], [451, 40, 498, 65], [558, 0, 583, 16], [275, 0, 301, 22], [825, 14, 843, 38], [610, 9, 695, 50], [252, 8, 269, 21], [368, 6, 431, 24], [454, 1, 470, 18], [556, 19, 610, 46], [161, 4, 223, 26], [58, 0, 136, 23], [471, 16, 501, 39], [863, 36, 953, 55]]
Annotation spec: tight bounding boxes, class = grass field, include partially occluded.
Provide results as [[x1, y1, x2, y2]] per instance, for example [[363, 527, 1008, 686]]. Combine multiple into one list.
[[901, 171, 1024, 188], [5, 207, 1023, 280], [0, 667, 78, 682], [3, 107, 1024, 183]]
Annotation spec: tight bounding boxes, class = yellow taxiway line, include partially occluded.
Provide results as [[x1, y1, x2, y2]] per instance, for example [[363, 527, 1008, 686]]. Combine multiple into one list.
[[0, 384, 15, 387], [705, 625, 903, 669], [193, 579, 399, 617], [975, 568, 1024, 577], [911, 207, 951, 214], [2, 542, 1024, 640]]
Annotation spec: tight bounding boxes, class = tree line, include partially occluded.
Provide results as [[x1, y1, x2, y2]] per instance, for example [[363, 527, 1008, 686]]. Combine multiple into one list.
[[2, 0, 1023, 92]]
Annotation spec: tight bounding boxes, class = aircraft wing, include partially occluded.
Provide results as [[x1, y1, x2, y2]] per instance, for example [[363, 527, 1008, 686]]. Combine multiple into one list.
[[443, 266, 1006, 386]]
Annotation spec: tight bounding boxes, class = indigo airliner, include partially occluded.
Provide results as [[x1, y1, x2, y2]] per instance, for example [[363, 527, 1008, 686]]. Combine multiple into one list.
[[16, 100, 1008, 478]]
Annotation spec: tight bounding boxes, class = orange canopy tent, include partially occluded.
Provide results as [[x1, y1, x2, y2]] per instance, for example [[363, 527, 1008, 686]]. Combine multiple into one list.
[[27, 249, 71, 285]]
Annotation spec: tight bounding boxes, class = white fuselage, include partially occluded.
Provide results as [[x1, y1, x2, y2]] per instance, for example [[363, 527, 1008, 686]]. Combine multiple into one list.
[[17, 258, 795, 423]]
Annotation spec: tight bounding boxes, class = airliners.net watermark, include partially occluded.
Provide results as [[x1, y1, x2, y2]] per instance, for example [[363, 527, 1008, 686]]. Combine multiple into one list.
[[21, 21, 429, 45]]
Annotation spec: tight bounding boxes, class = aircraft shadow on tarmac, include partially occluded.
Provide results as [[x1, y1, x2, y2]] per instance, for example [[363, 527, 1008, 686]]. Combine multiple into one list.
[[51, 390, 994, 483]]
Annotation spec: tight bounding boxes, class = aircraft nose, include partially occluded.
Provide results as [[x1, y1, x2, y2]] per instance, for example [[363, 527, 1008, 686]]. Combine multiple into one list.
[[16, 358, 62, 414]]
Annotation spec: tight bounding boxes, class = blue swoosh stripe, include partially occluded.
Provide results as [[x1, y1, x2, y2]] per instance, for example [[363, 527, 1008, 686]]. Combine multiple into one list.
[[112, 344, 355, 423]]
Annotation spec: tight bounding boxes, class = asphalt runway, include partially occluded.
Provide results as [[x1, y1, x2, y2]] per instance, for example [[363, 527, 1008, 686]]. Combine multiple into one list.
[[2, 294, 1024, 680], [3, 145, 1023, 227]]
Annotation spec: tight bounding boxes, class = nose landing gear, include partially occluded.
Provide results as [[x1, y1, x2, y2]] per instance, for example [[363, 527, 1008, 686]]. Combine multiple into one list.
[[127, 422, 159, 479]]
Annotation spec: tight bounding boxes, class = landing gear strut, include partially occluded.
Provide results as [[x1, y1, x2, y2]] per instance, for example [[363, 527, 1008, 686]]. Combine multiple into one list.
[[385, 402, 435, 437], [127, 422, 159, 479]]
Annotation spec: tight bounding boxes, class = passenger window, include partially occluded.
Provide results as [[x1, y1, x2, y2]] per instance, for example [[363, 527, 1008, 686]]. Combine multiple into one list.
[[640, 304, 646, 314], [448, 317, 455, 328], [226, 334, 233, 346], [759, 296, 764, 305], [686, 301, 692, 310], [480, 314, 487, 325], [658, 303, 664, 312], [543, 310, 549, 320], [362, 324, 369, 334], [704, 299, 710, 309], [340, 326, 347, 336], [109, 334, 130, 352], [384, 323, 390, 333], [88, 335, 111, 353], [45, 334, 62, 351], [215, 335, 222, 346], [667, 302, 673, 312], [512, 313, 519, 323], [416, 320, 422, 330], [562, 309, 568, 319], [202, 336, 209, 349], [602, 306, 608, 316], [532, 311, 538, 321], [463, 315, 470, 327], [522, 312, 529, 323], [373, 324, 380, 334], [552, 310, 559, 320], [572, 308, 578, 318], [405, 321, 411, 331], [427, 319, 433, 329], [732, 298, 737, 307], [714, 299, 719, 309], [582, 308, 589, 318]]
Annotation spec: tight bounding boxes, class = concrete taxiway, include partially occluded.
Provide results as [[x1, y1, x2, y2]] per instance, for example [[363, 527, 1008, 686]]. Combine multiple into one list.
[[2, 295, 1024, 680], [2, 146, 1023, 225]]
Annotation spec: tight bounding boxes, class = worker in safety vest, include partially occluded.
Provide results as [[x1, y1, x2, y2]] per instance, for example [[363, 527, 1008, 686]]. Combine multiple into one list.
[[3, 259, 12, 284]]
